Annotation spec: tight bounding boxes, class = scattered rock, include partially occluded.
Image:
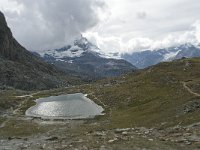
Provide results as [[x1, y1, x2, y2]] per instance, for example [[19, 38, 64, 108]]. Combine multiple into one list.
[[122, 131, 128, 136], [185, 141, 192, 145], [21, 145, 29, 149], [77, 139, 84, 143], [82, 145, 88, 150], [45, 136, 58, 141], [8, 137, 22, 140], [115, 128, 131, 133], [94, 131, 106, 136], [144, 131, 150, 135], [184, 100, 200, 113], [108, 138, 118, 143], [42, 144, 47, 149], [100, 145, 106, 150]]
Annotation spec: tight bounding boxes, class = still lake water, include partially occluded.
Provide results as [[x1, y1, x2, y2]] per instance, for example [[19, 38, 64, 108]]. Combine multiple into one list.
[[25, 93, 104, 119]]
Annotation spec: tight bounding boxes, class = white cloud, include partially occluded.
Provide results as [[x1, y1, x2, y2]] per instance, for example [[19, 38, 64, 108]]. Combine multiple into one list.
[[193, 21, 200, 42], [83, 0, 200, 54], [84, 20, 200, 54], [0, 0, 23, 14], [1, 0, 200, 54], [0, 0, 105, 51]]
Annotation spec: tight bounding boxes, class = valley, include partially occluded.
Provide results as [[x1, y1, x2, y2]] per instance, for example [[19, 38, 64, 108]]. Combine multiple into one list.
[[1, 58, 200, 149], [0, 2, 200, 149]]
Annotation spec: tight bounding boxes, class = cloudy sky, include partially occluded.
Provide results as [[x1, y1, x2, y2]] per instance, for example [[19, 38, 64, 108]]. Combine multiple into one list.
[[1, 0, 200, 54]]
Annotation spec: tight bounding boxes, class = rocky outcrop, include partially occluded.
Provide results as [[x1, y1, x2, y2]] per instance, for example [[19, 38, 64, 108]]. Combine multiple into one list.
[[0, 11, 78, 90]]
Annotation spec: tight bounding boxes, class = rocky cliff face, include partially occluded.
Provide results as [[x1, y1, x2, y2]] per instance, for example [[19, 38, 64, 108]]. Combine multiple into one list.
[[0, 11, 20, 61], [0, 11, 77, 90]]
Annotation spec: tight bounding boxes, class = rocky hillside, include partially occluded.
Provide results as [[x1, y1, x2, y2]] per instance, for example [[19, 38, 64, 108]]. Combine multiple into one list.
[[122, 43, 200, 68], [0, 11, 79, 90], [1, 57, 200, 149], [39, 36, 137, 81], [80, 57, 200, 128]]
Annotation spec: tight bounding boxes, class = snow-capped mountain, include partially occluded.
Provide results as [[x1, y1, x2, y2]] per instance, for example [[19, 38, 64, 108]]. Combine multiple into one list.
[[122, 43, 200, 69], [40, 35, 107, 59], [39, 36, 137, 80]]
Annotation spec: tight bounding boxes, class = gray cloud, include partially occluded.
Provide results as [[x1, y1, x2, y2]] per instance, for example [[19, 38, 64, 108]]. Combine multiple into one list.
[[83, 0, 200, 54], [136, 11, 147, 19], [1, 0, 200, 54], [2, 0, 105, 51]]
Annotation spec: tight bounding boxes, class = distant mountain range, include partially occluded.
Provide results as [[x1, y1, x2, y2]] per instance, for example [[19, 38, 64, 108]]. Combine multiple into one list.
[[38, 36, 136, 81], [122, 43, 200, 69], [36, 35, 200, 77]]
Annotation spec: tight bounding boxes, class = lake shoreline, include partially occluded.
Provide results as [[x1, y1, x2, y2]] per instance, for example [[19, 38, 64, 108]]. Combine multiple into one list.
[[25, 93, 104, 120]]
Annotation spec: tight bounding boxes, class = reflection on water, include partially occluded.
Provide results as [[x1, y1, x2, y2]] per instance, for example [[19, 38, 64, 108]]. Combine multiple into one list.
[[26, 93, 104, 119]]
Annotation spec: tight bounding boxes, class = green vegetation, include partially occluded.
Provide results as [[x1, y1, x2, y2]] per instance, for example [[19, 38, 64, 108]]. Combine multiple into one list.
[[70, 58, 200, 128], [1, 58, 200, 129], [0, 116, 6, 124], [0, 118, 45, 137], [0, 90, 29, 112], [16, 57, 198, 129], [0, 58, 200, 149]]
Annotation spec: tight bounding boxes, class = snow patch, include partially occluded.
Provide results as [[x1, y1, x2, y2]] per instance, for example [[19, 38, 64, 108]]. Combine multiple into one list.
[[40, 46, 84, 59], [163, 50, 181, 61], [39, 36, 120, 60]]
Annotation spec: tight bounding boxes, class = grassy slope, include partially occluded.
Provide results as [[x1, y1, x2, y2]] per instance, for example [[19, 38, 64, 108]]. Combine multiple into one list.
[[1, 58, 200, 130], [75, 58, 200, 128], [0, 57, 200, 150]]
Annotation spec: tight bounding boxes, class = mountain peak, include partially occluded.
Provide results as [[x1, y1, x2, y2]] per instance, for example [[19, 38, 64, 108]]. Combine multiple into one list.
[[74, 35, 89, 46], [74, 37, 91, 51], [38, 35, 136, 80], [41, 36, 103, 59]]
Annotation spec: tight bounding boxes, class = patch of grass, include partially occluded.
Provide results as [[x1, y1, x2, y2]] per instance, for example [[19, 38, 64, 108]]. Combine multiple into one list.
[[0, 119, 45, 138], [18, 99, 36, 115], [0, 116, 6, 124], [0, 90, 29, 113]]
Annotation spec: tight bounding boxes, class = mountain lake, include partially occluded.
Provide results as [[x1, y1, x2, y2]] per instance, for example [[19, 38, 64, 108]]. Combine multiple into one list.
[[25, 93, 104, 120]]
